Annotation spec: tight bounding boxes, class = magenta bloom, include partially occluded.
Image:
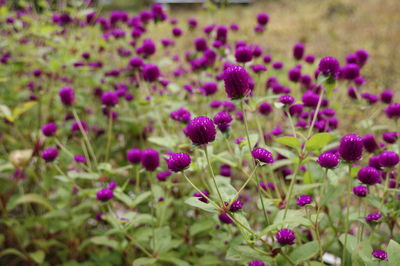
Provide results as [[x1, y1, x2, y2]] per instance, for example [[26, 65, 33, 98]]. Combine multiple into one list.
[[248, 260, 265, 266], [365, 212, 382, 222], [141, 148, 159, 171], [292, 43, 305, 60], [59, 87, 75, 106], [223, 65, 250, 99], [297, 195, 313, 207], [385, 103, 400, 119], [362, 134, 379, 153], [252, 148, 274, 164], [41, 123, 57, 137], [257, 13, 269, 25], [357, 166, 380, 185], [74, 155, 86, 163], [96, 188, 114, 202], [213, 112, 233, 132], [127, 149, 142, 164], [167, 153, 191, 172], [41, 148, 58, 162], [317, 152, 339, 168], [353, 185, 367, 197], [371, 250, 387, 261], [318, 57, 340, 78], [185, 116, 216, 145], [101, 91, 118, 107], [218, 213, 233, 224], [275, 228, 295, 245], [143, 64, 160, 82], [339, 134, 363, 162], [379, 151, 399, 168], [258, 102, 272, 115], [170, 107, 191, 124], [235, 46, 253, 63]]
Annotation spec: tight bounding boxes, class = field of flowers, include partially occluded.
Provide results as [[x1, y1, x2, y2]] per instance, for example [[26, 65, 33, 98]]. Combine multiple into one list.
[[1, 0, 400, 265]]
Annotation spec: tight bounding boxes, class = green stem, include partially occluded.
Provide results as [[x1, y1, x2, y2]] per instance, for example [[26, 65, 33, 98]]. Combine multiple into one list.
[[105, 111, 113, 162], [230, 164, 258, 204], [280, 249, 296, 266], [283, 160, 302, 219], [204, 146, 224, 206], [306, 86, 325, 139], [240, 100, 253, 153], [182, 171, 220, 209], [342, 164, 352, 265]]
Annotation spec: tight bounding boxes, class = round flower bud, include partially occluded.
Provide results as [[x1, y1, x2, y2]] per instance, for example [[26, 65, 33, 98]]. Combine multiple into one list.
[[59, 87, 75, 106], [339, 134, 363, 162], [365, 212, 382, 222], [229, 200, 243, 212], [248, 260, 265, 266], [170, 107, 191, 124], [202, 82, 218, 96], [278, 95, 295, 106], [156, 171, 171, 182], [41, 123, 57, 137], [257, 13, 269, 25], [143, 64, 160, 82], [223, 65, 250, 99], [101, 91, 118, 107], [74, 155, 86, 163], [185, 116, 216, 145], [275, 228, 296, 245], [380, 90, 394, 104], [384, 103, 400, 119], [251, 148, 274, 164], [353, 185, 367, 197], [219, 213, 233, 224], [362, 134, 379, 153], [41, 148, 58, 162], [318, 57, 340, 78], [296, 195, 313, 207], [302, 91, 320, 108], [213, 112, 233, 132], [382, 132, 398, 144], [357, 166, 380, 185], [141, 148, 159, 171], [258, 102, 272, 115], [235, 46, 253, 63], [317, 152, 339, 168], [127, 149, 142, 164], [379, 151, 399, 168], [167, 152, 191, 172], [342, 64, 360, 80], [372, 250, 387, 261], [96, 187, 114, 201], [292, 43, 305, 60], [194, 190, 209, 203]]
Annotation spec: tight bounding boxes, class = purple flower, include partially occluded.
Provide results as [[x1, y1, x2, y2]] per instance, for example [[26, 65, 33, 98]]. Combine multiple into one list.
[[156, 171, 172, 182], [220, 164, 231, 177], [357, 166, 380, 185], [297, 195, 313, 207], [74, 155, 86, 163], [41, 148, 58, 162], [101, 91, 118, 107], [353, 185, 367, 197], [382, 132, 398, 144], [235, 46, 253, 63], [278, 95, 295, 106], [293, 43, 305, 60], [272, 61, 284, 69], [96, 187, 114, 202], [230, 200, 243, 212], [41, 123, 57, 137], [59, 87, 75, 106], [380, 90, 394, 104], [384, 103, 400, 119], [317, 152, 339, 168], [172, 27, 183, 37], [288, 67, 301, 82], [372, 250, 387, 261], [355, 49, 369, 67], [127, 149, 142, 164], [362, 134, 379, 153], [213, 112, 233, 132], [302, 91, 320, 108], [275, 228, 296, 245], [167, 152, 191, 172], [202, 82, 218, 96], [194, 37, 207, 51], [248, 260, 265, 266], [257, 13, 269, 25], [365, 212, 382, 222], [258, 102, 272, 116], [341, 64, 360, 80], [129, 57, 144, 68], [170, 107, 191, 124], [252, 148, 274, 164], [223, 65, 250, 99], [379, 151, 399, 168], [339, 134, 363, 162], [141, 148, 159, 171], [318, 57, 340, 78], [71, 120, 88, 132], [219, 213, 233, 224], [194, 190, 209, 203], [185, 116, 216, 145], [143, 64, 160, 82]]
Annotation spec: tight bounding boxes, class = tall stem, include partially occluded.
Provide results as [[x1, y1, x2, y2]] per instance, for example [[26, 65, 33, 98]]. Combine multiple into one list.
[[204, 146, 224, 206], [283, 160, 302, 219], [307, 87, 325, 139], [342, 164, 352, 265], [105, 111, 113, 162], [240, 100, 253, 154], [182, 171, 220, 209]]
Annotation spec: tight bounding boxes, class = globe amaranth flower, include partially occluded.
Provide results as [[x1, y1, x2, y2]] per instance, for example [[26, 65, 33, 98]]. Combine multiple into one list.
[[194, 190, 209, 203], [220, 164, 231, 177], [293, 43, 305, 60], [368, 155, 382, 170], [194, 37, 207, 52], [170, 107, 191, 124], [341, 64, 360, 80], [365, 212, 382, 222], [278, 95, 295, 106], [143, 64, 160, 82], [223, 65, 250, 99], [372, 250, 387, 261], [318, 56, 340, 78], [74, 155, 86, 163], [202, 82, 218, 96], [358, 166, 380, 185], [355, 49, 369, 67], [382, 132, 398, 144], [59, 87, 75, 106], [353, 185, 367, 197], [127, 148, 142, 164], [156, 171, 172, 182], [41, 123, 57, 137], [380, 90, 394, 104], [252, 148, 274, 164], [167, 152, 191, 172], [129, 57, 144, 68], [272, 61, 284, 69], [379, 151, 399, 168], [257, 13, 269, 26], [96, 187, 114, 201], [384, 103, 400, 119], [275, 228, 296, 245], [235, 46, 253, 63], [71, 120, 88, 132], [218, 213, 233, 224], [288, 67, 301, 82], [339, 134, 363, 162], [101, 91, 118, 107], [229, 200, 243, 212], [141, 148, 159, 171], [317, 152, 339, 169], [362, 134, 379, 153], [248, 260, 265, 266], [297, 195, 313, 207], [213, 112, 233, 132], [258, 102, 272, 116], [302, 91, 320, 108], [185, 116, 216, 145], [41, 148, 58, 162], [305, 54, 315, 64]]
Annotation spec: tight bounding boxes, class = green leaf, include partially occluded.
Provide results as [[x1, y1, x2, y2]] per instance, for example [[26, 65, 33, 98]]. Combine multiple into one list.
[[190, 219, 214, 236], [133, 257, 157, 265], [29, 250, 45, 264], [131, 191, 152, 208], [148, 136, 177, 148], [289, 241, 319, 264], [0, 248, 27, 260], [305, 133, 334, 152], [226, 246, 268, 261], [388, 240, 400, 266], [90, 236, 119, 250], [153, 226, 171, 254], [7, 194, 54, 211], [12, 101, 37, 121], [184, 197, 217, 213], [317, 74, 330, 85], [275, 136, 301, 150], [339, 234, 358, 253]]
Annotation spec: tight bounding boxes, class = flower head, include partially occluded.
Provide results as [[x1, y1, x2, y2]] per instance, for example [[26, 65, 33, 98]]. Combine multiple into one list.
[[339, 134, 363, 162], [96, 188, 114, 201], [248, 260, 265, 266], [365, 212, 382, 222], [293, 43, 305, 60], [357, 166, 380, 185], [213, 112, 233, 132], [353, 185, 367, 197], [275, 228, 296, 245], [223, 65, 250, 99], [141, 148, 159, 171], [127, 149, 142, 164], [317, 152, 339, 168], [219, 213, 233, 224], [318, 56, 340, 78], [372, 250, 387, 261], [41, 148, 58, 162], [41, 123, 57, 137], [167, 152, 191, 172], [252, 148, 274, 164], [59, 87, 75, 106], [185, 116, 216, 145], [297, 195, 313, 207], [379, 151, 399, 168]]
